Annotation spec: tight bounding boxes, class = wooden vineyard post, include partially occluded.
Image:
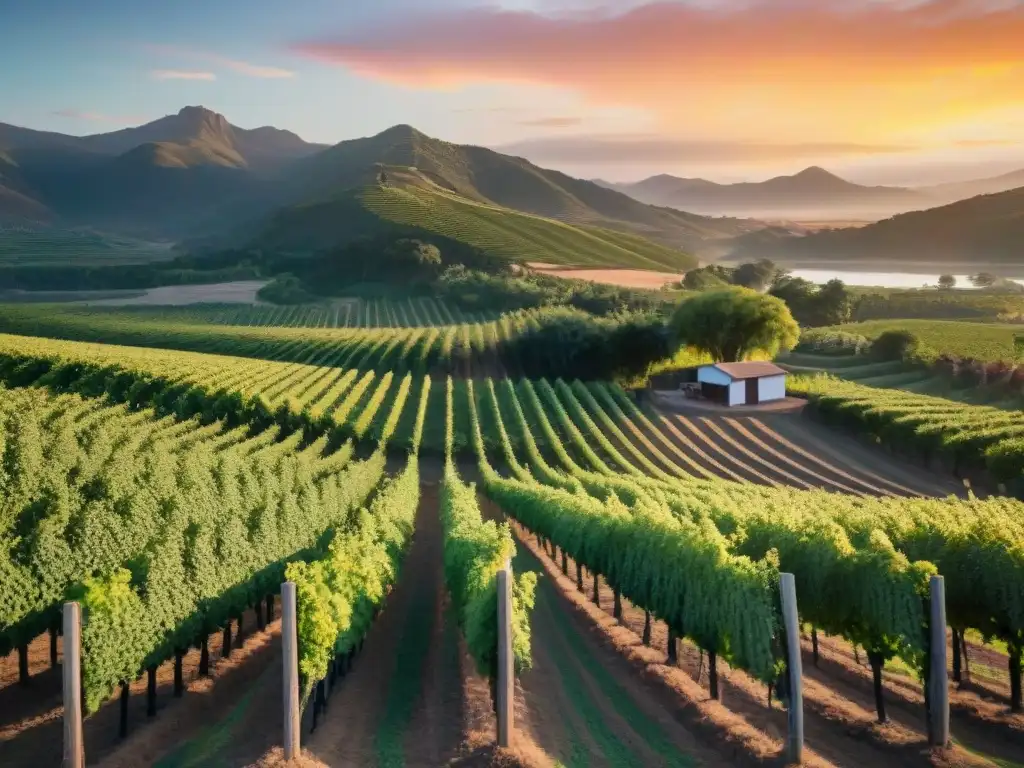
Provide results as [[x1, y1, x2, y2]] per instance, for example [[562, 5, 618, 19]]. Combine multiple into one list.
[[63, 602, 84, 768], [929, 576, 950, 747], [281, 581, 300, 761], [780, 573, 804, 764], [496, 559, 514, 749]]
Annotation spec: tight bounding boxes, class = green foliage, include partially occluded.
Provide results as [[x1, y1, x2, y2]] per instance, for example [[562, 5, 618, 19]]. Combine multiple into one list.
[[438, 265, 670, 317], [871, 330, 925, 362], [671, 287, 799, 362], [469, 371, 1024, 680], [286, 453, 419, 695], [732, 260, 781, 292], [680, 265, 733, 291], [0, 378, 393, 711], [770, 277, 853, 327], [442, 377, 535, 680], [824, 319, 1024, 364], [502, 307, 672, 381], [257, 273, 317, 305], [851, 289, 1024, 322], [0, 302, 667, 381], [789, 373, 1024, 482], [796, 328, 870, 356]]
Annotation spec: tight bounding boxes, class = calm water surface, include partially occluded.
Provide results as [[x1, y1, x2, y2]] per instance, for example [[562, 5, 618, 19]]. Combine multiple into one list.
[[790, 269, 1024, 289]]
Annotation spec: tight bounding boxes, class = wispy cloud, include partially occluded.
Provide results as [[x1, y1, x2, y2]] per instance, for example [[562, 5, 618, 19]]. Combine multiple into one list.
[[292, 0, 1024, 145], [517, 116, 583, 128], [952, 138, 1021, 148], [496, 135, 918, 166], [219, 59, 293, 79], [51, 108, 147, 123], [151, 69, 217, 81], [145, 44, 294, 79], [453, 106, 525, 114]]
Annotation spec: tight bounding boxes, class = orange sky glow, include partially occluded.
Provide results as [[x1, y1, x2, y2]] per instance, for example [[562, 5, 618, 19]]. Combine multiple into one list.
[[295, 0, 1024, 174]]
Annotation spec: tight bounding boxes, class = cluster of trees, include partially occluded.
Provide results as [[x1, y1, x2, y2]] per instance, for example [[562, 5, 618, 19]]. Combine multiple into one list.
[[501, 307, 674, 380], [256, 273, 316, 304], [937, 273, 1023, 292], [506, 287, 803, 380], [683, 259, 853, 328], [682, 259, 781, 293], [437, 265, 667, 317]]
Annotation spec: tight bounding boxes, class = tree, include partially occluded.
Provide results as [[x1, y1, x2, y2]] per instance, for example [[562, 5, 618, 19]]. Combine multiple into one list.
[[937, 274, 956, 290], [814, 279, 853, 326], [608, 314, 672, 378], [682, 265, 734, 291], [971, 272, 997, 288], [670, 287, 800, 362], [732, 260, 780, 292]]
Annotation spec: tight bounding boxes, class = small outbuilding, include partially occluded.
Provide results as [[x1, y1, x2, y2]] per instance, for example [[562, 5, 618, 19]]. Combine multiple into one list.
[[695, 361, 787, 407]]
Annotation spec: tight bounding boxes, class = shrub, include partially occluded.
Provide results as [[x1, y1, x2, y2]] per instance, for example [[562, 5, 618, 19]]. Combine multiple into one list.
[[257, 273, 316, 305], [796, 329, 870, 356], [871, 330, 922, 362]]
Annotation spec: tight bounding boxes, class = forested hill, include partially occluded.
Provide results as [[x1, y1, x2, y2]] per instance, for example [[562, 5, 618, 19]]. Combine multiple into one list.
[[725, 185, 1024, 264]]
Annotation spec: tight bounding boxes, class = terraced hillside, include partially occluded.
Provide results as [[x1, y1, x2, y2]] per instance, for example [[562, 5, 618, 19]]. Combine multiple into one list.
[[80, 298, 502, 328], [0, 226, 175, 266], [824, 319, 1024, 363], [254, 181, 699, 271], [779, 351, 1024, 410]]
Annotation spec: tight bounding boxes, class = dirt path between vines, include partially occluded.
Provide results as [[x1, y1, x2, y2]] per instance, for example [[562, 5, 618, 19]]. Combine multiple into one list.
[[293, 481, 465, 767], [514, 542, 733, 768], [0, 606, 278, 768], [513, 517, 1005, 768]]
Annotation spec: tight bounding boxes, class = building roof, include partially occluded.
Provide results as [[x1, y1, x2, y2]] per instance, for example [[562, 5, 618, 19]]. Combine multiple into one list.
[[702, 361, 787, 380]]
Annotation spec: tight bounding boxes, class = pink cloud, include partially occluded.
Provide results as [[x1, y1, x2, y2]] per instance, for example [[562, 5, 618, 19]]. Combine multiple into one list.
[[151, 70, 217, 81], [291, 0, 1024, 141], [145, 44, 294, 79]]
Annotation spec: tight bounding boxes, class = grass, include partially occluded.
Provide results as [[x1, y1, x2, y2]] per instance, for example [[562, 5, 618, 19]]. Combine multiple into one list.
[[825, 319, 1024, 363], [0, 226, 175, 266]]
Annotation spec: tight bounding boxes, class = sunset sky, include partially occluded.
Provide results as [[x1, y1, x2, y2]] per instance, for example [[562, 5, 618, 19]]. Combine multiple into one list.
[[2, 0, 1022, 184]]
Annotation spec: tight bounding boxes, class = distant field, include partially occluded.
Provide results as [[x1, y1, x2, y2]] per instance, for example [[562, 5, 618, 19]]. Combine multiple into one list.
[[6, 296, 501, 328], [828, 319, 1024, 362], [0, 288, 148, 303], [0, 226, 176, 266], [157, 297, 500, 327], [528, 263, 683, 289], [86, 280, 269, 306]]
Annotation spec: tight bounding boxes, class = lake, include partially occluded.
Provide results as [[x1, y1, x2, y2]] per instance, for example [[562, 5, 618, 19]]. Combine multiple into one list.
[[789, 269, 1024, 289]]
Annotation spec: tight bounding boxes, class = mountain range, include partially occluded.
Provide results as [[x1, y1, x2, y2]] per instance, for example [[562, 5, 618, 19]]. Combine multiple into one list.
[[0, 107, 753, 266], [725, 185, 1024, 265], [601, 166, 1024, 222], [3, 106, 1022, 269]]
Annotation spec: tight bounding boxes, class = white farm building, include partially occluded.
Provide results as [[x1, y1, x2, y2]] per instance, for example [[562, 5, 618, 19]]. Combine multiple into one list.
[[696, 362, 787, 407]]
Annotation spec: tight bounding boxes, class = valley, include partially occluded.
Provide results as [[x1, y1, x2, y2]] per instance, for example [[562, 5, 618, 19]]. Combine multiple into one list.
[[1, 79, 1023, 768]]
